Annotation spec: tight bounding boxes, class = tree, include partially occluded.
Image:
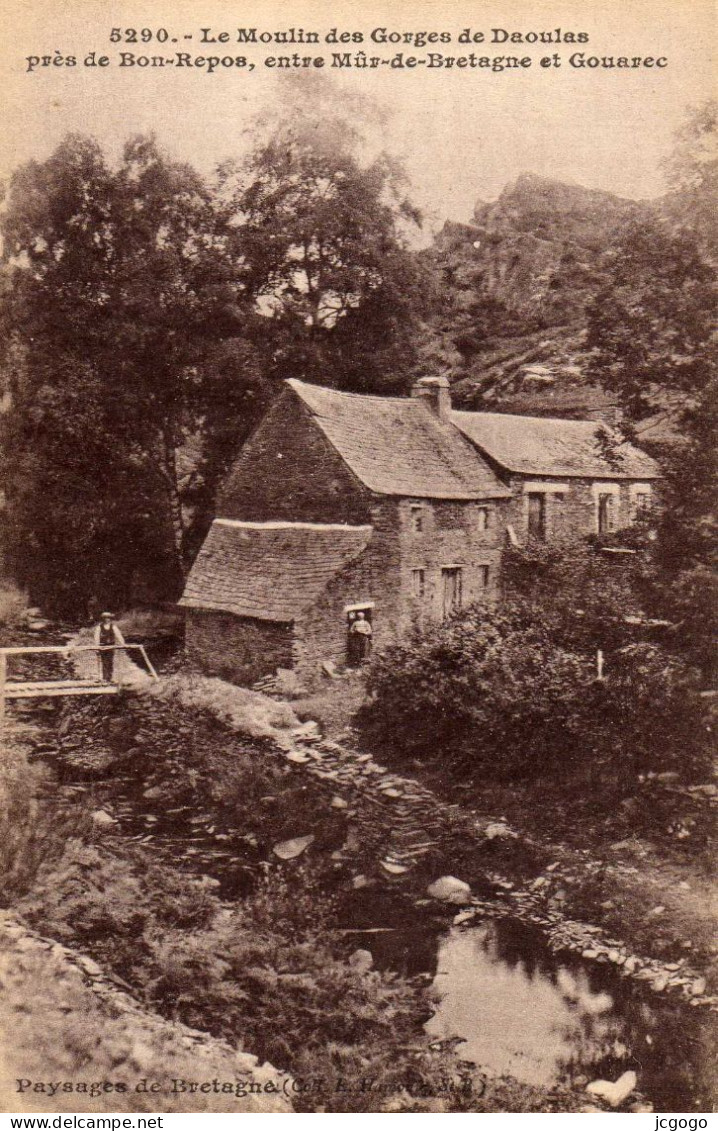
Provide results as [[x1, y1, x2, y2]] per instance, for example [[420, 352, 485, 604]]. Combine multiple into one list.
[[0, 134, 258, 615], [662, 98, 718, 259], [216, 73, 429, 394], [585, 168, 717, 674], [585, 219, 715, 420]]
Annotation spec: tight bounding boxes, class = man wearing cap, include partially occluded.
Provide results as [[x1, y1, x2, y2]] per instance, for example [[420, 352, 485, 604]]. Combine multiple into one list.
[[93, 612, 126, 683]]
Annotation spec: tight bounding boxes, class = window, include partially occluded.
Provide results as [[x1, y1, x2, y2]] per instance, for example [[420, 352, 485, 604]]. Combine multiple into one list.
[[441, 567, 463, 619], [597, 492, 616, 534], [633, 491, 650, 513], [479, 565, 490, 589], [412, 568, 426, 598], [527, 493, 547, 541], [631, 487, 651, 519], [410, 505, 424, 533], [477, 507, 490, 531]]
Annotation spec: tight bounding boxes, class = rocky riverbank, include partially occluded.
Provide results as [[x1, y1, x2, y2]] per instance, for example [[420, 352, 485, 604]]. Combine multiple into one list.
[[2, 658, 714, 1112]]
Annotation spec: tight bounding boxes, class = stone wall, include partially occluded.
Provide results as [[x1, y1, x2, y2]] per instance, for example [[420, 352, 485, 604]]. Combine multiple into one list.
[[396, 497, 505, 626], [185, 609, 294, 686], [218, 391, 371, 525], [290, 496, 507, 687], [292, 502, 403, 685], [504, 476, 653, 544]]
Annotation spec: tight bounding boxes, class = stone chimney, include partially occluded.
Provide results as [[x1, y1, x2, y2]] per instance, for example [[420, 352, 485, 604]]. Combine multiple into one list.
[[411, 375, 451, 423]]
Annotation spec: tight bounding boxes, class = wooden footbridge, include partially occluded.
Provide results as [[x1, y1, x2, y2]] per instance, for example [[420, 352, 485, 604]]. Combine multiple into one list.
[[0, 643, 158, 721]]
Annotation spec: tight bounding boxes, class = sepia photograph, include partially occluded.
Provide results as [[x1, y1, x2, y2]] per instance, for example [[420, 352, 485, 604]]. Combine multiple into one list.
[[0, 0, 715, 1119]]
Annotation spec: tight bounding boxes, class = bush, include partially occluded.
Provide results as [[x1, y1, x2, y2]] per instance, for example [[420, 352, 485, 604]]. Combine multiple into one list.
[[361, 603, 711, 788], [502, 540, 642, 651], [18, 843, 463, 1111]]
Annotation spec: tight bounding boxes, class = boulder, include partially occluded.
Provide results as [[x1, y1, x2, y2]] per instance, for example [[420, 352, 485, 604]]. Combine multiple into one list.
[[484, 822, 517, 840], [586, 1070, 637, 1107], [91, 809, 117, 829], [348, 949, 373, 973], [427, 876, 472, 904], [272, 834, 314, 860], [381, 860, 408, 875]]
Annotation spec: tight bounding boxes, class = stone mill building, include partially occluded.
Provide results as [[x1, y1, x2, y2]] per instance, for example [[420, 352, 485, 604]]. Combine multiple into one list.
[[180, 376, 658, 689]]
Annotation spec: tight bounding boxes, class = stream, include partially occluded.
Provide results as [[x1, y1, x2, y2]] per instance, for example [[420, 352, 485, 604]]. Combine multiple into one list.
[[337, 889, 713, 1112], [10, 680, 715, 1114]]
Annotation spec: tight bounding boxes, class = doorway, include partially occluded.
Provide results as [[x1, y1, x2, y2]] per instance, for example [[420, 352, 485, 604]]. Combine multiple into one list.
[[441, 567, 463, 620], [347, 606, 373, 666]]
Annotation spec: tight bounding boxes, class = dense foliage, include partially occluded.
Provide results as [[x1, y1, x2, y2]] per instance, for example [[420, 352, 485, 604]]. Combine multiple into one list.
[[362, 593, 711, 787], [0, 78, 427, 617], [0, 134, 252, 613], [218, 74, 428, 394]]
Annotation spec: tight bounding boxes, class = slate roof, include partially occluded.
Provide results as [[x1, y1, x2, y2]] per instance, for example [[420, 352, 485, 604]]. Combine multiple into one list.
[[287, 379, 510, 500], [451, 411, 660, 480], [180, 519, 372, 622]]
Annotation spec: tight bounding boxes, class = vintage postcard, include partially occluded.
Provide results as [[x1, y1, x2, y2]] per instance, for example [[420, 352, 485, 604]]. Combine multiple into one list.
[[0, 0, 715, 1119]]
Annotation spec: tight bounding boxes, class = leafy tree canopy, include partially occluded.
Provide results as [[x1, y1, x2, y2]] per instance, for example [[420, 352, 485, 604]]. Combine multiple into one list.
[[0, 134, 259, 614], [216, 73, 430, 393]]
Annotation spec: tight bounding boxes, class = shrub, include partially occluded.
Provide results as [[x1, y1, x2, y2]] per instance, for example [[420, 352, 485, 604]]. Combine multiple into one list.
[[502, 540, 642, 651], [19, 842, 461, 1110], [361, 603, 711, 788]]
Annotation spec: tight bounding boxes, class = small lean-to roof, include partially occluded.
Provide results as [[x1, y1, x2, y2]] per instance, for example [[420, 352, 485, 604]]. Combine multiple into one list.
[[180, 519, 372, 622], [451, 411, 660, 480], [287, 379, 509, 500]]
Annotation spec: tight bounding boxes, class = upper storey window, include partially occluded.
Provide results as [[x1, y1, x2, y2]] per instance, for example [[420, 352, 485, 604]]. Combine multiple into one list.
[[410, 504, 425, 533]]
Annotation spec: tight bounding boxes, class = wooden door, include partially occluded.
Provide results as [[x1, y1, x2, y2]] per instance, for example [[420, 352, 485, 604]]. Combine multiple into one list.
[[442, 568, 462, 619]]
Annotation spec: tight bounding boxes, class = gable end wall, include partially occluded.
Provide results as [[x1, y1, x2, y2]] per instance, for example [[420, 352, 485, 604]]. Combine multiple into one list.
[[217, 390, 371, 524]]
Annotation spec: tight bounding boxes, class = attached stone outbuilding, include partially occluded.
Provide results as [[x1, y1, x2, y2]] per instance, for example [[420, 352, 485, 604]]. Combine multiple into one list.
[[181, 519, 373, 686], [451, 411, 659, 544]]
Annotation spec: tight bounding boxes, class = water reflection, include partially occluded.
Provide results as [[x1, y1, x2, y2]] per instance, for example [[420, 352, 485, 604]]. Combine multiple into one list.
[[426, 920, 623, 1086], [424, 918, 713, 1110]]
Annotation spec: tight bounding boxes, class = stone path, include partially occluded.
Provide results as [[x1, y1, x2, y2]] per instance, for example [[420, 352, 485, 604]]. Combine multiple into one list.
[[275, 722, 456, 875]]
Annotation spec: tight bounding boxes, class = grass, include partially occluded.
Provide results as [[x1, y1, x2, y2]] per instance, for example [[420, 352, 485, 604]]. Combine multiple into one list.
[[142, 671, 299, 739], [0, 732, 90, 905]]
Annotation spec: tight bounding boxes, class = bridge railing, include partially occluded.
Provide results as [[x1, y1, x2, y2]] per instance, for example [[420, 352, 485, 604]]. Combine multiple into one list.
[[0, 643, 159, 718]]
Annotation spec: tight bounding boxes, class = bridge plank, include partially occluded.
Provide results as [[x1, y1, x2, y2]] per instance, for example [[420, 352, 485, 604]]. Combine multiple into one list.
[[4, 681, 119, 698]]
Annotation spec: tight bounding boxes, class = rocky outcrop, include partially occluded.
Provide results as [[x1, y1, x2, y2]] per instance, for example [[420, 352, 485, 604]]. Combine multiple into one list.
[[436, 173, 644, 326]]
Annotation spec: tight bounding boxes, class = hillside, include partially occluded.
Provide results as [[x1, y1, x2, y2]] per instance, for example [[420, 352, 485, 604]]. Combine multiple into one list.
[[423, 173, 649, 417]]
